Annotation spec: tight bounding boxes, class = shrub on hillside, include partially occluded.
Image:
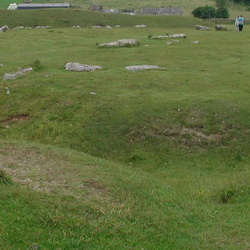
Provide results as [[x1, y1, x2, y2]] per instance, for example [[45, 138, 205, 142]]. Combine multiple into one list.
[[192, 5, 229, 19], [230, 0, 250, 5], [216, 8, 229, 18], [192, 6, 217, 19]]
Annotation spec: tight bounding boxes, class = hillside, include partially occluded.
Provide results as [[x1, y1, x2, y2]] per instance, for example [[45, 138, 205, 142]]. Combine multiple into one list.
[[0, 10, 250, 249], [0, 9, 201, 28], [1, 140, 250, 249], [1, 0, 250, 17]]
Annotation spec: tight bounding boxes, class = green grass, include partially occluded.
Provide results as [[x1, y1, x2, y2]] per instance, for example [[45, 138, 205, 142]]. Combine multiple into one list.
[[0, 0, 22, 9], [1, 141, 250, 249], [0, 9, 204, 28], [1, 0, 213, 14], [0, 14, 250, 249], [1, 0, 250, 18]]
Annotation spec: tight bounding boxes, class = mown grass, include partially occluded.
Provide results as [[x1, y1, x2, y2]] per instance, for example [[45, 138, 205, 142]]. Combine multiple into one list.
[[0, 14, 250, 249]]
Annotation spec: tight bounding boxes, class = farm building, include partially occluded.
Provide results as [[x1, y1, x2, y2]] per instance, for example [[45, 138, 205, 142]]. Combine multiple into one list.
[[17, 3, 70, 10]]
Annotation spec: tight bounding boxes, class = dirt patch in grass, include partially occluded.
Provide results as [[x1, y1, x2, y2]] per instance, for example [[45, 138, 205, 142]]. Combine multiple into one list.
[[0, 142, 106, 199], [129, 125, 222, 148], [0, 114, 30, 126]]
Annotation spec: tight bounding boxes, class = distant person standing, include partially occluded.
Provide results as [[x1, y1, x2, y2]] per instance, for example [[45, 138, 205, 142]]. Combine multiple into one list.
[[235, 16, 239, 31], [238, 15, 244, 31]]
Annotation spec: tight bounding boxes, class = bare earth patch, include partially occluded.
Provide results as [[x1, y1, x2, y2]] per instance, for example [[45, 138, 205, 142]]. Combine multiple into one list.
[[0, 114, 30, 126], [129, 125, 222, 148], [0, 143, 106, 199]]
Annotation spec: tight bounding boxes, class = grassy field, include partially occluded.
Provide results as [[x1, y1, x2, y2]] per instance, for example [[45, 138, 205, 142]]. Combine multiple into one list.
[[0, 9, 202, 28], [0, 0, 215, 13], [1, 0, 250, 18], [0, 13, 250, 249]]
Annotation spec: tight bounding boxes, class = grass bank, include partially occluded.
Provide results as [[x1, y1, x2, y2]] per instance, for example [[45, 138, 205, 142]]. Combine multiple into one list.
[[0, 9, 202, 28], [0, 21, 250, 248], [1, 141, 250, 249]]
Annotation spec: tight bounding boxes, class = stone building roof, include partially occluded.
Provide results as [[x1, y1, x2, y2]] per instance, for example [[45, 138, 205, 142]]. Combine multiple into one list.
[[139, 7, 182, 15], [18, 3, 70, 10]]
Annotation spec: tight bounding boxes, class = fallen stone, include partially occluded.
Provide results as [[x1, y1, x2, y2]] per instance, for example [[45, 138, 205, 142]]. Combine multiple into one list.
[[36, 26, 52, 29], [125, 65, 165, 72], [166, 40, 179, 45], [72, 25, 81, 28], [195, 25, 210, 30], [0, 25, 8, 32], [150, 34, 186, 39], [98, 39, 139, 48], [215, 25, 227, 31], [134, 25, 147, 28], [169, 34, 186, 38], [3, 67, 33, 80], [14, 26, 24, 29], [65, 62, 102, 72], [5, 87, 10, 94]]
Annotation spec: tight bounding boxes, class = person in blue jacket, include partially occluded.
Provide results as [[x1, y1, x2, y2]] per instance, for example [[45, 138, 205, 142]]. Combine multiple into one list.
[[238, 15, 244, 31]]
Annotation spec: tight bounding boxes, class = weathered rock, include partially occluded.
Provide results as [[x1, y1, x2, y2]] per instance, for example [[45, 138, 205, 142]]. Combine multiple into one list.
[[14, 26, 24, 29], [134, 25, 147, 28], [7, 3, 17, 10], [150, 34, 186, 39], [215, 25, 227, 31], [36, 26, 52, 29], [168, 33, 186, 38], [166, 39, 179, 45], [0, 25, 8, 32], [125, 65, 165, 72], [72, 25, 81, 28], [5, 87, 10, 94], [98, 39, 139, 48], [65, 62, 102, 72], [3, 67, 33, 80], [195, 25, 210, 30]]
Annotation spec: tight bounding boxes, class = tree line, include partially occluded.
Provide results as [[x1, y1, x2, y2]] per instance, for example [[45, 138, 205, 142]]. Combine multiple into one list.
[[192, 0, 250, 19], [230, 0, 250, 4]]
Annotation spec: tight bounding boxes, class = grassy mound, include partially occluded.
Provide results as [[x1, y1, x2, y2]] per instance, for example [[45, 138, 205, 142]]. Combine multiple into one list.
[[0, 141, 250, 249]]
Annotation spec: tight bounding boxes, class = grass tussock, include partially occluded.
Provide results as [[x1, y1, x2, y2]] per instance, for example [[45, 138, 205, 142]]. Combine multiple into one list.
[[0, 170, 13, 185]]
